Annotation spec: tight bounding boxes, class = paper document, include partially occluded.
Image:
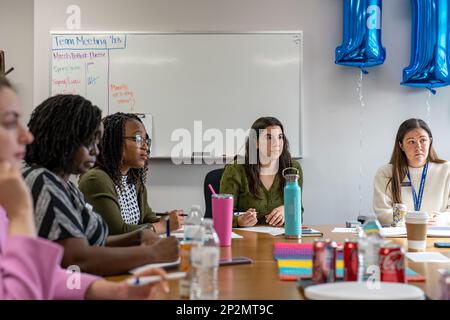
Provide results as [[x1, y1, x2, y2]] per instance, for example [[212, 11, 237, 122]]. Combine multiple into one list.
[[427, 226, 450, 237], [332, 227, 357, 233], [380, 227, 407, 237], [161, 231, 243, 239], [235, 226, 285, 236], [380, 226, 450, 238], [130, 258, 181, 275], [405, 252, 450, 263]]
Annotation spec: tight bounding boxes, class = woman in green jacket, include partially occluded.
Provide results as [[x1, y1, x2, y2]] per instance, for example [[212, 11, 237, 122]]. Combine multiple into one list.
[[220, 116, 303, 227], [79, 113, 183, 235]]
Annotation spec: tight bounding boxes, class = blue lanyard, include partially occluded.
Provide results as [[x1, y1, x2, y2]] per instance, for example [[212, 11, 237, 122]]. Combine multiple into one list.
[[406, 162, 429, 211]]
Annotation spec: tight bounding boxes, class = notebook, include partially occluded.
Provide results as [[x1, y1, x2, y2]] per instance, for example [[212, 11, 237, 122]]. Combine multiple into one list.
[[273, 242, 425, 282]]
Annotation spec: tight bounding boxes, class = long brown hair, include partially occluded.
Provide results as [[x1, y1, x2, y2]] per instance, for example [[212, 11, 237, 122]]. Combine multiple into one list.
[[243, 116, 293, 199], [388, 118, 445, 203]]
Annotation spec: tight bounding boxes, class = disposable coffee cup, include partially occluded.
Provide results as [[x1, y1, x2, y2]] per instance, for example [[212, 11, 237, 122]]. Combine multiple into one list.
[[405, 211, 429, 252]]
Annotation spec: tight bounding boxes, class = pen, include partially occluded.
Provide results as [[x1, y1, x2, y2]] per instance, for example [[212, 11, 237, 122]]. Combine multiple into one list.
[[156, 212, 188, 217], [128, 272, 187, 286], [234, 211, 257, 217], [166, 216, 170, 237]]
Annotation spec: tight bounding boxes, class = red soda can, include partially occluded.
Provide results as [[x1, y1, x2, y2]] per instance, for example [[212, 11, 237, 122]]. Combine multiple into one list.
[[343, 239, 358, 281], [312, 239, 336, 283], [379, 243, 406, 283]]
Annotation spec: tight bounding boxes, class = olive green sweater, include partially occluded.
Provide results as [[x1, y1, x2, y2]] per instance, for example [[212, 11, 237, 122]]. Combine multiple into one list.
[[219, 161, 303, 227], [78, 168, 160, 235]]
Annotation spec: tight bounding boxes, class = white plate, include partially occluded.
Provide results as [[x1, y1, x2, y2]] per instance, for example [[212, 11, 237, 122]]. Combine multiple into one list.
[[305, 282, 425, 300]]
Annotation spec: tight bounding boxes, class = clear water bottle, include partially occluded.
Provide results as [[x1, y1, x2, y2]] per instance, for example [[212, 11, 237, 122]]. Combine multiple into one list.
[[357, 217, 384, 282], [282, 167, 302, 239], [179, 205, 204, 299], [184, 205, 204, 243], [189, 218, 220, 300]]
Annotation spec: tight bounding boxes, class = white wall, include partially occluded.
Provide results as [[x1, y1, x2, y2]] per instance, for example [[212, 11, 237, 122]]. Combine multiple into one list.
[[0, 0, 34, 124], [33, 0, 450, 224]]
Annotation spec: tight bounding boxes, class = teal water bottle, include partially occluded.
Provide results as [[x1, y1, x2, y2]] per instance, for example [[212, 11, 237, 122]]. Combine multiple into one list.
[[282, 167, 302, 239]]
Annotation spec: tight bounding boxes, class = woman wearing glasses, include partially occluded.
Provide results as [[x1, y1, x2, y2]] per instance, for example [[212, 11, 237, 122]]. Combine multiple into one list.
[[79, 113, 183, 235], [373, 118, 450, 226], [23, 96, 178, 276]]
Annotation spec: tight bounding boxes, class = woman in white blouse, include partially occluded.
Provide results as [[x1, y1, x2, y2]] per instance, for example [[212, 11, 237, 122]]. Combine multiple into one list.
[[373, 118, 450, 226]]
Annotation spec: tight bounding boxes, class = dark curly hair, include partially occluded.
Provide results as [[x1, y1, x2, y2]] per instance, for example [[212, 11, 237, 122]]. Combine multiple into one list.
[[96, 112, 149, 188], [25, 94, 102, 173]]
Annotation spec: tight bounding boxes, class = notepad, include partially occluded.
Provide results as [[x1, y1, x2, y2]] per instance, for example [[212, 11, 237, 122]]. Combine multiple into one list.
[[129, 258, 181, 275], [235, 226, 285, 236], [161, 231, 243, 239], [427, 226, 450, 237], [235, 226, 323, 237], [332, 227, 357, 233]]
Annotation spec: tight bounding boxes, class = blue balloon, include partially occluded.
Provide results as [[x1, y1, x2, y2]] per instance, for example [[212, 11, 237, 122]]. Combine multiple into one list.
[[402, 0, 450, 92], [335, 0, 386, 70]]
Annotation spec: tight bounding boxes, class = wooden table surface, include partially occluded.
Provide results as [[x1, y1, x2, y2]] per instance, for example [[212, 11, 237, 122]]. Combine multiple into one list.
[[107, 225, 450, 300]]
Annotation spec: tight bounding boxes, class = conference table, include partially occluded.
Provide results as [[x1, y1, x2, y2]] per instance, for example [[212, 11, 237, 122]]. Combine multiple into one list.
[[107, 225, 450, 300]]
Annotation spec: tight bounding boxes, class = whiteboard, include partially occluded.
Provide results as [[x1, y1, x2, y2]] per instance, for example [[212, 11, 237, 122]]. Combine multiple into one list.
[[50, 32, 303, 158]]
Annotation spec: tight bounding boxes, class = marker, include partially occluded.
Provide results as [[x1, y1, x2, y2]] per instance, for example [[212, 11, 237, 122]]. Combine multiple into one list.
[[128, 272, 187, 286]]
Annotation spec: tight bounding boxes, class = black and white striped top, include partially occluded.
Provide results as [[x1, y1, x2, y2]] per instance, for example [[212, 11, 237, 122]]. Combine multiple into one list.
[[115, 176, 141, 225], [22, 166, 108, 246]]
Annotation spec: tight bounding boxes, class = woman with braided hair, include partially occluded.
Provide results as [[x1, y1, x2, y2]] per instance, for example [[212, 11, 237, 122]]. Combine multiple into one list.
[[79, 112, 183, 235], [0, 76, 170, 299], [22, 95, 178, 276]]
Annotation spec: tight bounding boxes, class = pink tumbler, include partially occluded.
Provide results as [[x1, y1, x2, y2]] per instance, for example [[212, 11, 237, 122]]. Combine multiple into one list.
[[212, 194, 234, 247]]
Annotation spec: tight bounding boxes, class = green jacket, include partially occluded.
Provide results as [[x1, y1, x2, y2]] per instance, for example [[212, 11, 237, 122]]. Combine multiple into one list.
[[219, 160, 303, 227], [78, 167, 159, 235]]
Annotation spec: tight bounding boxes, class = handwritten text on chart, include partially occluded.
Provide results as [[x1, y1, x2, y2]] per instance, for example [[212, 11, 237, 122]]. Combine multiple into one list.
[[53, 77, 81, 87], [111, 84, 135, 111], [53, 51, 106, 61], [53, 65, 81, 74], [52, 34, 126, 50]]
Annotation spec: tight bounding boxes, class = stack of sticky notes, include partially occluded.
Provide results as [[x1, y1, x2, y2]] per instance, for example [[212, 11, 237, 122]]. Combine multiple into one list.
[[273, 242, 424, 282], [273, 242, 344, 280]]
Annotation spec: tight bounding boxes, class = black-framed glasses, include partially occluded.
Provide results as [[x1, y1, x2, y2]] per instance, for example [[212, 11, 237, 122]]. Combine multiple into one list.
[[124, 134, 151, 149]]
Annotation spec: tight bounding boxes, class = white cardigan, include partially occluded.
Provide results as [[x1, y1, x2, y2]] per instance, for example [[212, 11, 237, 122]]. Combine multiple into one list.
[[373, 161, 450, 226]]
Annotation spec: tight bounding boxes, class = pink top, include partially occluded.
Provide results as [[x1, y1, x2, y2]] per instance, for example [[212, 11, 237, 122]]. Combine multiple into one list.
[[0, 205, 99, 300]]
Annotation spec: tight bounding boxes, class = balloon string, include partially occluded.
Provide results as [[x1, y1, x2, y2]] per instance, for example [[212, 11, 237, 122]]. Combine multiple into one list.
[[356, 70, 365, 218], [426, 89, 432, 125], [426, 86, 436, 95]]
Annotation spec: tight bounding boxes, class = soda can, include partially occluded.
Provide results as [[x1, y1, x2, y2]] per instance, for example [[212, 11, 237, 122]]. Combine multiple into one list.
[[379, 243, 406, 283], [343, 239, 358, 281], [392, 203, 407, 227], [312, 239, 336, 283]]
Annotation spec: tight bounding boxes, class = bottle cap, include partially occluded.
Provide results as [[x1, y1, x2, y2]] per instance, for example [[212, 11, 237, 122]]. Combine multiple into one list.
[[282, 167, 300, 182]]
